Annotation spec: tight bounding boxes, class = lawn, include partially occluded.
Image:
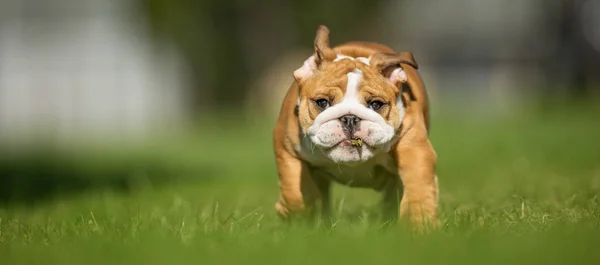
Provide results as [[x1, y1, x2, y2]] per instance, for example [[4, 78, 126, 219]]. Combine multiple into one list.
[[1, 102, 599, 265]]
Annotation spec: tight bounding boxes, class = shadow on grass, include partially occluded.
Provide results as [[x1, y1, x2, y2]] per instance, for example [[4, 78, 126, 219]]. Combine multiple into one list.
[[0, 149, 218, 207]]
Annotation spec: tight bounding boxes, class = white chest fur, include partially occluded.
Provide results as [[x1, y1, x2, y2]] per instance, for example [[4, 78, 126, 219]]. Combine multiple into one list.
[[295, 136, 398, 190]]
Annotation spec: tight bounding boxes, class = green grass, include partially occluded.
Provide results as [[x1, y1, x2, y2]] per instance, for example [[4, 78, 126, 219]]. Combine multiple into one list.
[[1, 103, 599, 264]]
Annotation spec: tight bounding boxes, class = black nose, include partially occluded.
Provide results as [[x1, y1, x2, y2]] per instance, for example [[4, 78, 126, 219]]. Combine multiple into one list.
[[339, 114, 361, 132]]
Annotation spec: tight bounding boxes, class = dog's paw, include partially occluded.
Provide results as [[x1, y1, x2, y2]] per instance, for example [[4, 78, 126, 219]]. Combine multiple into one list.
[[275, 201, 290, 219], [406, 215, 441, 235]]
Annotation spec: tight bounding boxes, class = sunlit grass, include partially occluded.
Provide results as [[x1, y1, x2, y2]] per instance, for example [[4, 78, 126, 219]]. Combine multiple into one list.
[[1, 102, 599, 264]]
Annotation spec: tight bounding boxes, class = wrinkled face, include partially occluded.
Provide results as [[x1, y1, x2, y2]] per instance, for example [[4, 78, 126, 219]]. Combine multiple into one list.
[[296, 55, 407, 164]]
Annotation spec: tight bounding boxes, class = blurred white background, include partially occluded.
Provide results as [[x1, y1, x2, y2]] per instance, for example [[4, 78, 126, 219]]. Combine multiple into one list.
[[0, 0, 191, 145]]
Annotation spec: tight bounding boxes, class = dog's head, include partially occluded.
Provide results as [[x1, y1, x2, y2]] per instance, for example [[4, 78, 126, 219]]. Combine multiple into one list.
[[294, 25, 419, 164]]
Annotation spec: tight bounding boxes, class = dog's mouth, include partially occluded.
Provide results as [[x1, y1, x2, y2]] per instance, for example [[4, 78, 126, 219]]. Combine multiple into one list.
[[350, 137, 363, 147], [328, 137, 364, 149]]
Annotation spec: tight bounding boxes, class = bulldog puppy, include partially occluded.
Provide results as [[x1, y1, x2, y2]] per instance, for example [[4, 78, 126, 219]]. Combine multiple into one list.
[[272, 25, 439, 230]]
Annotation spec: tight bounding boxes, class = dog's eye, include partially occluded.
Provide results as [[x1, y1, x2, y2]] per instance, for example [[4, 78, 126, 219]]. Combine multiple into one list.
[[369, 100, 384, 111], [315, 99, 330, 110]]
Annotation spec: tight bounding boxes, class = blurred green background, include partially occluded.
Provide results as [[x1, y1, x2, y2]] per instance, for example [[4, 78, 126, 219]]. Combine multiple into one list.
[[0, 0, 599, 264]]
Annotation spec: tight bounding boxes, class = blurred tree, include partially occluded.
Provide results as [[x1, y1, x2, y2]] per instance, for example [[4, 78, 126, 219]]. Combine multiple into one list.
[[136, 0, 387, 114]]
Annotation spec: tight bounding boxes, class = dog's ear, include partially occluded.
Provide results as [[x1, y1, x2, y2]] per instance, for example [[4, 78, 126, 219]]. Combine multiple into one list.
[[293, 25, 337, 82], [370, 51, 418, 87], [313, 25, 337, 66], [371, 51, 429, 129]]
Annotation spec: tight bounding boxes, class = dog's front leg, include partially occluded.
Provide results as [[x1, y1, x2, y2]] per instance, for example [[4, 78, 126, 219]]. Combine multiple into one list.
[[395, 140, 439, 231], [274, 150, 329, 220]]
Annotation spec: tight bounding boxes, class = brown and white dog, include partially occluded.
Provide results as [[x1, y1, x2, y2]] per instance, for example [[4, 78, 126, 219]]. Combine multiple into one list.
[[272, 25, 439, 230]]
